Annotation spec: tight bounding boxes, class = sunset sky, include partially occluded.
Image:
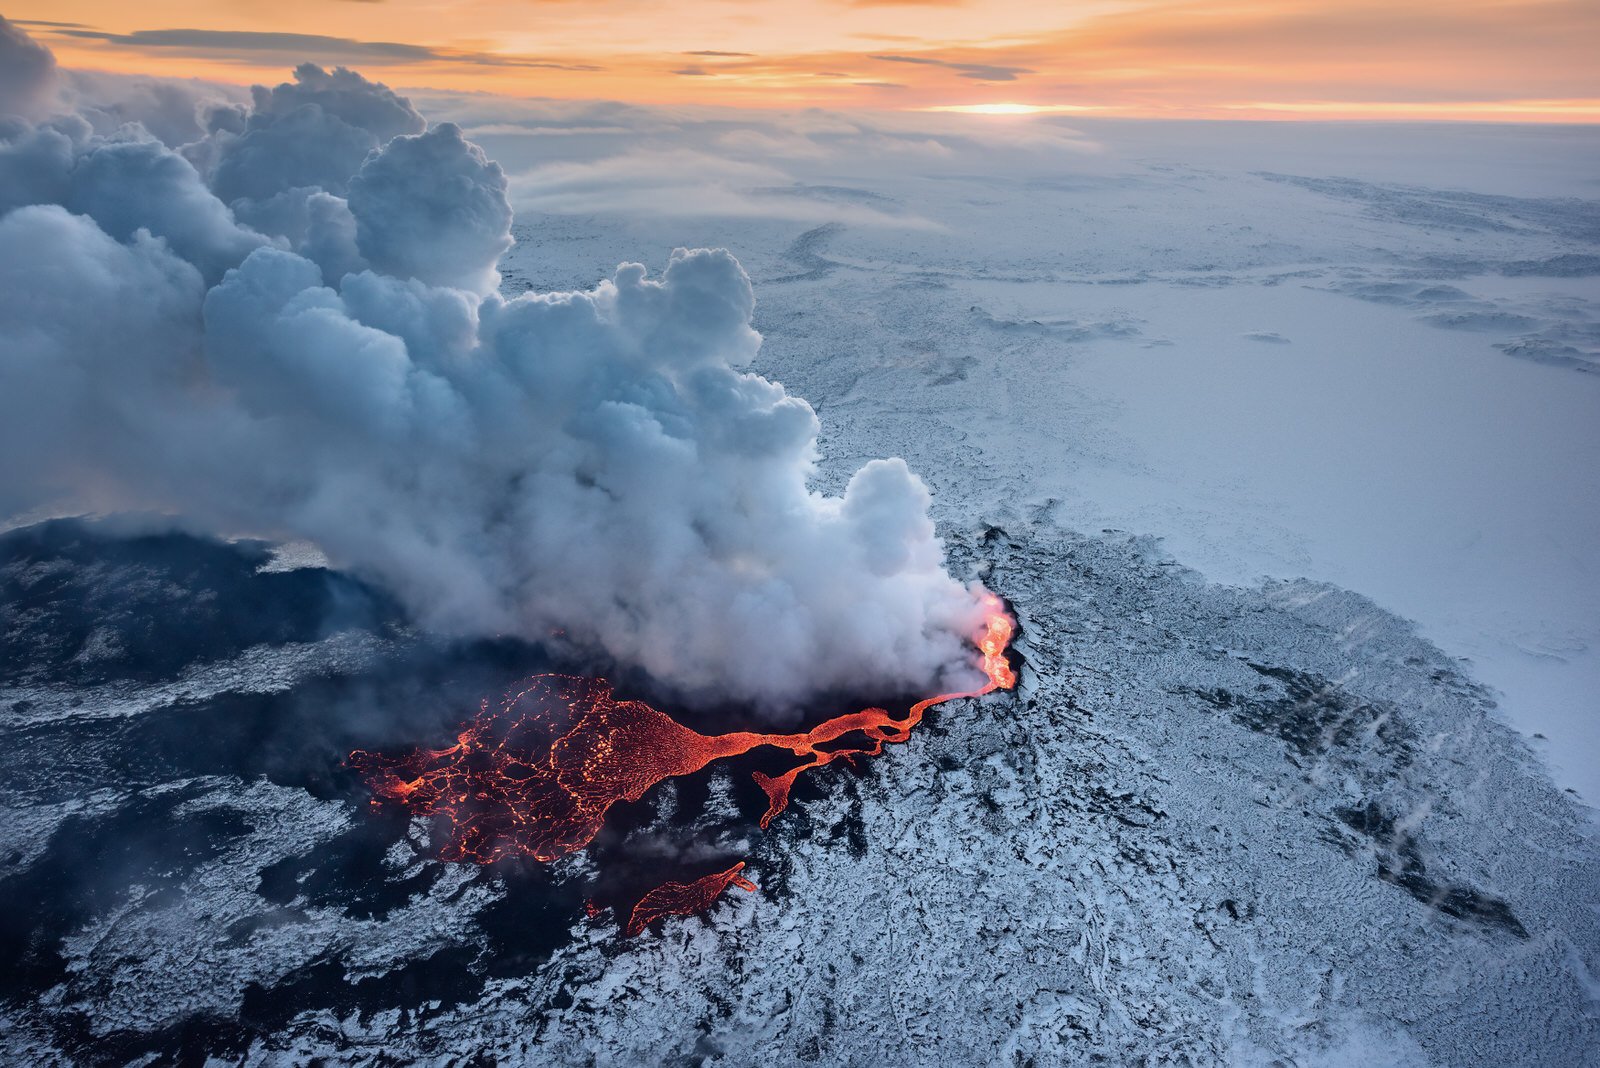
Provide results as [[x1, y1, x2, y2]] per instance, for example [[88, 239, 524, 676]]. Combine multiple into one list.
[[9, 0, 1600, 120]]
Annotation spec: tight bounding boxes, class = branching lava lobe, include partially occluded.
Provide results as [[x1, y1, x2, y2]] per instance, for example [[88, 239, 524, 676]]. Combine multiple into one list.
[[624, 862, 757, 937]]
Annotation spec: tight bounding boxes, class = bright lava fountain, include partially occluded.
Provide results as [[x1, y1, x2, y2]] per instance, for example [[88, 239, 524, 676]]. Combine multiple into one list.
[[350, 595, 1016, 935]]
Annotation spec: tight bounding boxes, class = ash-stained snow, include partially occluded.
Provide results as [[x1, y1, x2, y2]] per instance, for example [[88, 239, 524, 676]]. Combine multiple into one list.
[[3, 122, 1599, 1065], [0, 630, 391, 730], [445, 529, 1598, 1067], [2, 521, 1596, 1065]]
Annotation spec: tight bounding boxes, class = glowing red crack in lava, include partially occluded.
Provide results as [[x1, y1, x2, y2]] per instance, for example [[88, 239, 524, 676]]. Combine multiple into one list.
[[349, 593, 1015, 932]]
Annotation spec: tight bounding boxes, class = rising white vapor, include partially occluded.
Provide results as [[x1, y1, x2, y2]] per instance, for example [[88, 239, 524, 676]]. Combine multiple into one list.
[[0, 14, 56, 120], [0, 18, 990, 709]]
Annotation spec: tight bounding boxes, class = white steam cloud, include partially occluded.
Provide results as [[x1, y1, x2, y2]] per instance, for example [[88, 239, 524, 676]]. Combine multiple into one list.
[[0, 18, 990, 708]]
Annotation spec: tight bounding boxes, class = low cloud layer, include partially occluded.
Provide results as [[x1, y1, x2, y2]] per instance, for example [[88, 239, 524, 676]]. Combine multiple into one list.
[[420, 95, 1099, 223], [0, 18, 989, 709]]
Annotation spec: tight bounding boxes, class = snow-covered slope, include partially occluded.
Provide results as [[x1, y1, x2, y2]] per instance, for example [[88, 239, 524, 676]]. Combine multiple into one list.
[[4, 521, 1593, 1065], [392, 527, 1597, 1066]]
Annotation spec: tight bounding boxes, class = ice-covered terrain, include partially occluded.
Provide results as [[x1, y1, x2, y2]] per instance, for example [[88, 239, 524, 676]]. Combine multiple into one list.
[[473, 113, 1600, 804], [2, 117, 1598, 1064]]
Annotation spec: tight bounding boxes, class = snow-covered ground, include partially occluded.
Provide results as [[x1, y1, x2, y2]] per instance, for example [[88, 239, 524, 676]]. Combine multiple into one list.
[[479, 112, 1600, 806], [8, 518, 1595, 1065]]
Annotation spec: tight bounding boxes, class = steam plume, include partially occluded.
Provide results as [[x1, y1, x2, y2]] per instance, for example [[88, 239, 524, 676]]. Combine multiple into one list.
[[0, 20, 989, 709]]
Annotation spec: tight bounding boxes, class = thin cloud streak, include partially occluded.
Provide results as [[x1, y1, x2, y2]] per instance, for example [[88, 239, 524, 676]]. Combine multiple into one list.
[[55, 27, 605, 71], [868, 53, 1031, 82]]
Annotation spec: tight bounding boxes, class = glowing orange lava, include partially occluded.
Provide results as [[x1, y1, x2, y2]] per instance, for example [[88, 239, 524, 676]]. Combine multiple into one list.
[[624, 862, 758, 937], [350, 593, 1016, 927]]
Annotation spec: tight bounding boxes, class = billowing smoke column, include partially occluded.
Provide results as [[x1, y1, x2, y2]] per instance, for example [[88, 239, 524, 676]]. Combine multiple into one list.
[[0, 19, 991, 709]]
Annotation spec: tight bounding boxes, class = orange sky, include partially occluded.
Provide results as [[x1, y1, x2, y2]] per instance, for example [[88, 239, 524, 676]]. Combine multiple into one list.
[[10, 0, 1600, 119]]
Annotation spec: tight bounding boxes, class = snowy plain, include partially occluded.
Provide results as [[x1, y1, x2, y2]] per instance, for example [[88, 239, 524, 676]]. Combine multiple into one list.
[[460, 106, 1600, 807]]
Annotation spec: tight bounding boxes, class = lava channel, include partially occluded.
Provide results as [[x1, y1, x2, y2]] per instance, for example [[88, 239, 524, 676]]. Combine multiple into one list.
[[350, 593, 1016, 930]]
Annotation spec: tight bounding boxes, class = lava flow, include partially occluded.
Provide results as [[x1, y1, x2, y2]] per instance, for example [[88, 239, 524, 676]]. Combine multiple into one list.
[[623, 862, 758, 938], [349, 593, 1016, 928]]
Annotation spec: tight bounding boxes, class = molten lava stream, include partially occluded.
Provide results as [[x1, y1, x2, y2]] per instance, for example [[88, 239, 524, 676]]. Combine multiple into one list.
[[349, 594, 1016, 931], [623, 862, 757, 938]]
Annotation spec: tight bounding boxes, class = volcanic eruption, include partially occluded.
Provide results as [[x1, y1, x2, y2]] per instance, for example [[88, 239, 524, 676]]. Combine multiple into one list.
[[350, 595, 1016, 933], [0, 25, 1019, 936]]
